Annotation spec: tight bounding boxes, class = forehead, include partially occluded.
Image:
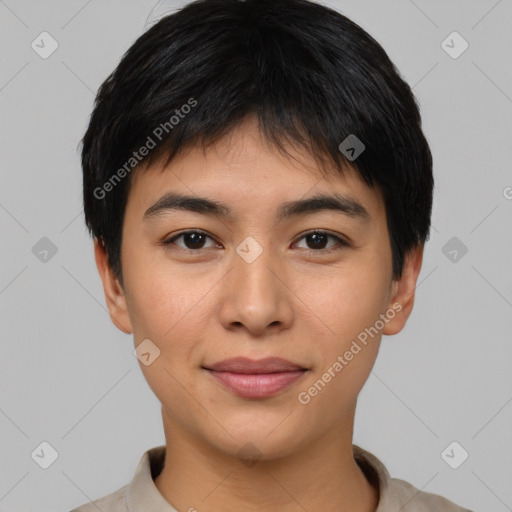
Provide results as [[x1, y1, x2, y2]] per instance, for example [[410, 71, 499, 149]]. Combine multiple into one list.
[[127, 116, 386, 224]]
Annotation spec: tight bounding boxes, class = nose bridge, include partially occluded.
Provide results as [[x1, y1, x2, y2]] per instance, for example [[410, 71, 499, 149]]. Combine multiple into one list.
[[219, 234, 293, 333], [233, 235, 280, 302]]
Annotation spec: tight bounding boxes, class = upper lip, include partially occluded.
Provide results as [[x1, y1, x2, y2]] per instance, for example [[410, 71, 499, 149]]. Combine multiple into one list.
[[204, 357, 307, 374]]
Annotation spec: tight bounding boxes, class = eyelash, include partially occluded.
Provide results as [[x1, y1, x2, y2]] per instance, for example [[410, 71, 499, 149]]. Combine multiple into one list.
[[161, 229, 349, 255]]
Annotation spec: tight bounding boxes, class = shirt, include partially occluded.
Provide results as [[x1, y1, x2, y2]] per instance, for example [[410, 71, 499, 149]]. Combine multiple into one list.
[[70, 444, 473, 511]]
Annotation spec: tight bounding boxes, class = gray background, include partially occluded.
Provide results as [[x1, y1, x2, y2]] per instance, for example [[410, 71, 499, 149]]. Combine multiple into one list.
[[0, 0, 511, 510]]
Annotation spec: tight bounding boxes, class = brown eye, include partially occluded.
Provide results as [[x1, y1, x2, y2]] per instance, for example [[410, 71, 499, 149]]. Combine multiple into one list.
[[163, 230, 218, 251], [294, 231, 349, 252]]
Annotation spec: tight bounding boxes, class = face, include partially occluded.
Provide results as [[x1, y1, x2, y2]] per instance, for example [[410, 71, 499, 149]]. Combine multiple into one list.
[[95, 115, 423, 461]]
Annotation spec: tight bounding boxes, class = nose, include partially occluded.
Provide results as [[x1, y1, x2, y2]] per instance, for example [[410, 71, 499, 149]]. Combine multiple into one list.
[[217, 239, 294, 337]]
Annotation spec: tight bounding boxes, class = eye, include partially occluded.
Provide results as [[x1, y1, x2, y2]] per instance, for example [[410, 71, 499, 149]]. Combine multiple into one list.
[[294, 230, 349, 253], [162, 230, 219, 251], [161, 229, 349, 254]]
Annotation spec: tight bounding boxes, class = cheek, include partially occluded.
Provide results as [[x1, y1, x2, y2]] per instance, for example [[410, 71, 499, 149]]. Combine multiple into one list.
[[299, 271, 387, 419], [301, 269, 389, 410], [123, 252, 222, 350], [308, 261, 390, 344], [125, 266, 212, 399]]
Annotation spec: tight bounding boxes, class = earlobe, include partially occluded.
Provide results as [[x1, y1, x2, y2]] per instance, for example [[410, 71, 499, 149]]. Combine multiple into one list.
[[94, 239, 133, 334], [382, 245, 424, 336]]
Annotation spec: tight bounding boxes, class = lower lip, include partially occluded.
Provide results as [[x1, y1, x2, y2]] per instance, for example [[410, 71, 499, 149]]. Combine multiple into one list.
[[206, 370, 307, 399]]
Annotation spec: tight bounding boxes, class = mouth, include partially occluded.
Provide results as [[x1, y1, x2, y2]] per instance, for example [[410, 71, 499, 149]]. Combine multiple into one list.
[[202, 357, 308, 399]]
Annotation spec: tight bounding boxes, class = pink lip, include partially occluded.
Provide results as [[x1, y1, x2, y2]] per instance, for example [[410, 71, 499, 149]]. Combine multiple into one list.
[[206, 370, 307, 398], [203, 357, 308, 399]]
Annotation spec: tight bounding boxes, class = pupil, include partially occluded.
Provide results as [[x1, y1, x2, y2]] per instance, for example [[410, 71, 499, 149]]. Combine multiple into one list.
[[185, 232, 204, 248], [309, 233, 327, 249]]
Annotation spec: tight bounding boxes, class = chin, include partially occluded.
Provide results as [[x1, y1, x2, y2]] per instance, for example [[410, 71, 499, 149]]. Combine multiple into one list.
[[202, 418, 308, 462]]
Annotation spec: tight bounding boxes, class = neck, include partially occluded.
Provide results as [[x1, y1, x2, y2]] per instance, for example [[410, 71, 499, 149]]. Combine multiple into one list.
[[154, 410, 379, 512]]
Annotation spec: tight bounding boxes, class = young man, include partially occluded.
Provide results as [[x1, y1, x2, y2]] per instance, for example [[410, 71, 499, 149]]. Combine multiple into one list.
[[72, 0, 472, 510]]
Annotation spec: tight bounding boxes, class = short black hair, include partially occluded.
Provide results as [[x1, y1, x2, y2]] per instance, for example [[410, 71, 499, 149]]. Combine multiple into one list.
[[81, 0, 433, 285]]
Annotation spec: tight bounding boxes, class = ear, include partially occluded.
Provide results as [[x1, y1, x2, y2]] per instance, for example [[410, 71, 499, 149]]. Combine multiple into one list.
[[94, 238, 133, 334], [382, 244, 424, 336]]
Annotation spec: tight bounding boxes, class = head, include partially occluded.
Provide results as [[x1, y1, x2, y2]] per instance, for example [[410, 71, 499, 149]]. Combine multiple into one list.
[[82, 0, 432, 459]]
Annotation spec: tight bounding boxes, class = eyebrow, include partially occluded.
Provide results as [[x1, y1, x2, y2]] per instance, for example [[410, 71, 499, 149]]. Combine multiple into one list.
[[143, 192, 371, 223]]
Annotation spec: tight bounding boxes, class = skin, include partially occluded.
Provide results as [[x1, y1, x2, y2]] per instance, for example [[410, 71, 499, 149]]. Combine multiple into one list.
[[94, 114, 423, 512]]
